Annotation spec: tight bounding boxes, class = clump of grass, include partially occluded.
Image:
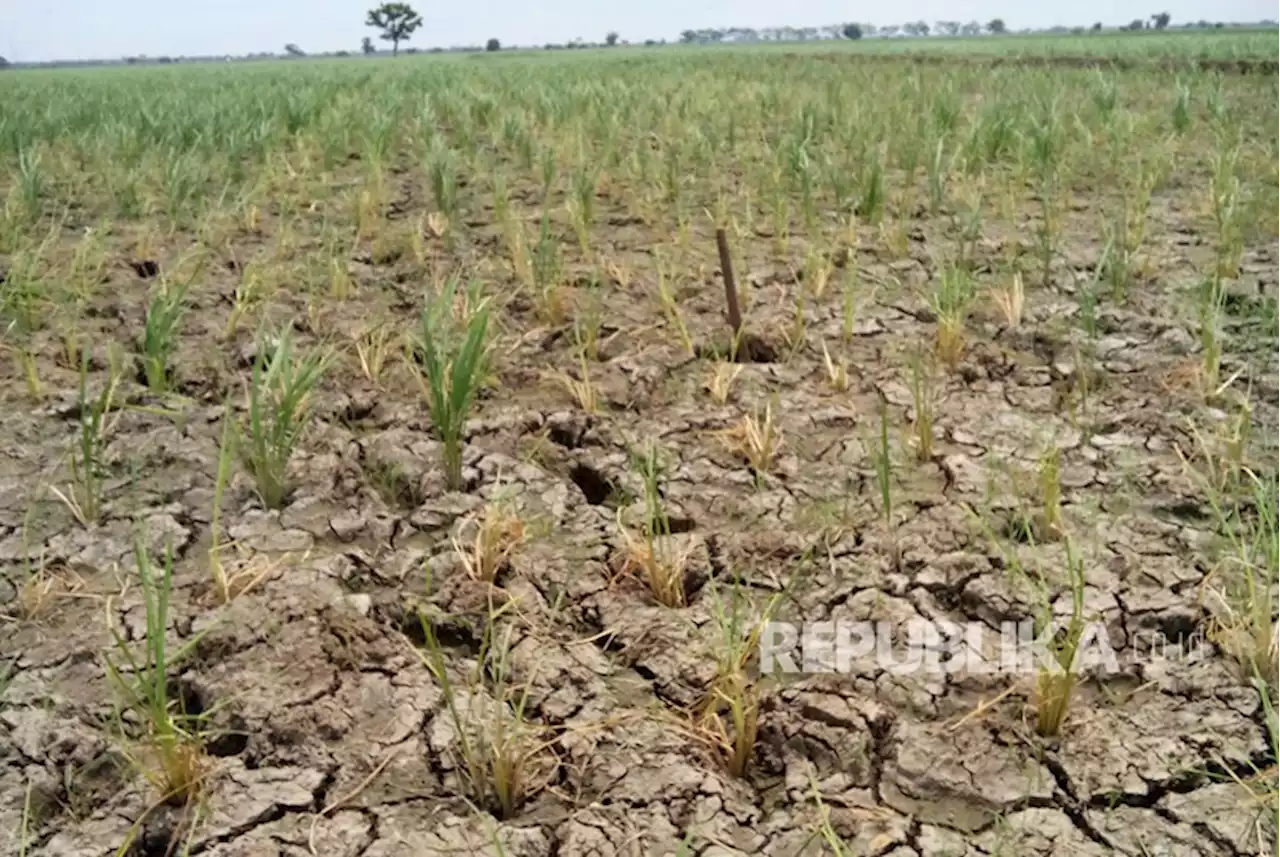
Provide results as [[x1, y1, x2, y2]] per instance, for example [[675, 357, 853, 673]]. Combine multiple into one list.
[[1197, 274, 1230, 401], [1219, 403, 1254, 496], [992, 271, 1025, 328], [2, 323, 41, 400], [240, 327, 331, 510], [105, 537, 210, 805], [695, 581, 789, 777], [617, 519, 695, 608], [821, 341, 849, 393], [413, 277, 491, 491], [783, 289, 808, 355], [11, 508, 73, 621], [209, 407, 276, 603], [1072, 277, 1101, 437], [553, 362, 598, 413], [55, 311, 84, 373], [633, 442, 669, 539], [573, 275, 604, 362], [224, 257, 272, 339], [1209, 145, 1245, 282], [209, 407, 236, 600], [1199, 465, 1278, 691], [367, 457, 419, 509], [414, 604, 550, 820], [656, 256, 695, 359], [354, 320, 396, 388], [616, 443, 692, 607], [329, 254, 354, 300], [140, 277, 189, 393], [1038, 446, 1064, 541], [931, 264, 976, 369], [706, 361, 743, 405], [531, 213, 566, 322], [1171, 81, 1192, 134], [568, 164, 599, 257], [722, 401, 782, 476], [52, 346, 124, 528], [1213, 677, 1278, 843], [1033, 539, 1088, 738], [1026, 111, 1063, 287], [873, 397, 898, 568], [857, 147, 885, 224], [453, 498, 527, 584], [803, 247, 834, 299], [426, 138, 460, 228], [15, 550, 58, 621], [553, 325, 599, 413], [700, 665, 759, 777], [908, 348, 936, 462]]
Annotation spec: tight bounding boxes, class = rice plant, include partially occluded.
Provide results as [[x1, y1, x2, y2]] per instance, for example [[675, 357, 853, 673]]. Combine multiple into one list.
[[140, 277, 189, 393], [11, 507, 61, 621], [616, 442, 693, 608], [414, 604, 550, 819], [1038, 446, 1064, 540], [696, 581, 788, 777], [1033, 539, 1088, 737], [656, 257, 695, 359], [52, 346, 124, 527], [104, 536, 210, 805], [1205, 470, 1279, 690], [1198, 274, 1229, 400], [821, 340, 850, 393], [992, 271, 1025, 328], [722, 401, 782, 476], [874, 397, 899, 568], [908, 348, 936, 461], [354, 320, 396, 388], [453, 498, 527, 584], [413, 277, 491, 490], [553, 326, 599, 413], [931, 264, 977, 369], [706, 361, 743, 405], [209, 405, 277, 602], [240, 327, 331, 509]]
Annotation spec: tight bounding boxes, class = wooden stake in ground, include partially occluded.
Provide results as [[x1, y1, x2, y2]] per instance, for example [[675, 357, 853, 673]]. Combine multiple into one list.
[[715, 227, 743, 339]]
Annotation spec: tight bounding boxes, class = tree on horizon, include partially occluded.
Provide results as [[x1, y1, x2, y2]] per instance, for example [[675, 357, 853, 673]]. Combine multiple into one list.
[[365, 3, 423, 55]]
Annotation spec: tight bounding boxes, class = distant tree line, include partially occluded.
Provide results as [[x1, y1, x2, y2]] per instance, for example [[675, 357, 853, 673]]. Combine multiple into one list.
[[670, 13, 1254, 44], [676, 21, 1013, 43]]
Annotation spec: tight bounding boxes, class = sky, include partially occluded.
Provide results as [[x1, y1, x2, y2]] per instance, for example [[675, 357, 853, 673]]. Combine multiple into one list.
[[1, 0, 1275, 62]]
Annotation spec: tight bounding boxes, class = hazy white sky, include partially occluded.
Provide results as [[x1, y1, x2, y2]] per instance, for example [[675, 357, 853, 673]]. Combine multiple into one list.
[[1, 0, 1274, 62]]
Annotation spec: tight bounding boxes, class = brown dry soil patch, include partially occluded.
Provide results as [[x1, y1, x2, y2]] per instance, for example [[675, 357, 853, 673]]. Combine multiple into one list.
[[1, 99, 1278, 857]]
